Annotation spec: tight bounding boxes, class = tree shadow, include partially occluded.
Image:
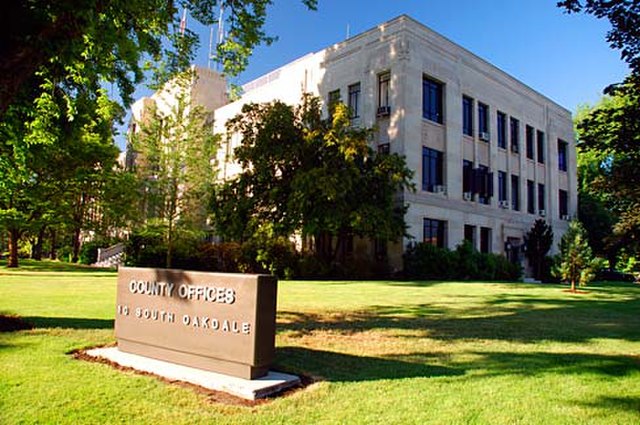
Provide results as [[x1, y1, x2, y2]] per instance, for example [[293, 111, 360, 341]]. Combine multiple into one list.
[[275, 346, 462, 382], [579, 396, 640, 414], [21, 316, 114, 330], [277, 295, 640, 343]]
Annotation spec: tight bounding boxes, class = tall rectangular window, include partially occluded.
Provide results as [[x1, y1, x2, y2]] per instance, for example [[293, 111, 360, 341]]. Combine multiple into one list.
[[423, 218, 447, 248], [559, 189, 568, 218], [478, 102, 489, 140], [510, 117, 520, 153], [463, 95, 473, 136], [497, 111, 507, 149], [464, 225, 476, 248], [526, 125, 535, 159], [328, 89, 340, 117], [498, 171, 507, 202], [480, 227, 492, 254], [476, 165, 492, 205], [423, 76, 443, 123], [378, 72, 390, 108], [527, 180, 535, 214], [463, 160, 474, 196], [422, 147, 443, 192], [558, 139, 568, 171], [537, 130, 545, 164], [348, 83, 360, 119], [538, 183, 545, 214], [511, 175, 520, 211]]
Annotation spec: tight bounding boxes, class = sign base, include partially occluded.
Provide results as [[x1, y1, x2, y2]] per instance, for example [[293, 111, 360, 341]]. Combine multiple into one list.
[[85, 347, 300, 400]]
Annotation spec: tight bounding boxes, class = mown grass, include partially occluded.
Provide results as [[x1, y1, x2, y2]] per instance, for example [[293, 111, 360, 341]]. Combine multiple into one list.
[[1, 261, 639, 424]]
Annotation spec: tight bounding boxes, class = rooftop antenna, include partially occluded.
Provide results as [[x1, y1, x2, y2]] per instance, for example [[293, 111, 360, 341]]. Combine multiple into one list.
[[215, 4, 225, 72]]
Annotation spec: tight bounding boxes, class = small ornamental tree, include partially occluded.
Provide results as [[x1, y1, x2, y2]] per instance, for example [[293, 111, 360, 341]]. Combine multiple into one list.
[[524, 219, 554, 280], [556, 220, 595, 291]]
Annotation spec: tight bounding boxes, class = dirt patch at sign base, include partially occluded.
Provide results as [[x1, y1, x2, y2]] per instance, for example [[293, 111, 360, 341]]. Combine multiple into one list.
[[72, 347, 316, 406]]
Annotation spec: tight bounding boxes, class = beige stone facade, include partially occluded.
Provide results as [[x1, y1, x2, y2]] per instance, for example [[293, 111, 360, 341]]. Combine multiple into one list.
[[213, 15, 577, 274], [129, 16, 576, 275]]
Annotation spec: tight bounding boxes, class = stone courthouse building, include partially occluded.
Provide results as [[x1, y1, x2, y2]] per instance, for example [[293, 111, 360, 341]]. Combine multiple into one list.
[[131, 15, 577, 274]]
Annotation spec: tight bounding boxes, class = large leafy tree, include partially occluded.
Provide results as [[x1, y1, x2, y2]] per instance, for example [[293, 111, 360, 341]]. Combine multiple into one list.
[[0, 0, 318, 116], [559, 1, 640, 258], [574, 82, 640, 256], [213, 95, 414, 265], [131, 73, 219, 268], [0, 87, 122, 267]]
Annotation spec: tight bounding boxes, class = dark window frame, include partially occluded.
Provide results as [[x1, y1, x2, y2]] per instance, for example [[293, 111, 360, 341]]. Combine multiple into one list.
[[463, 95, 473, 136], [423, 218, 447, 248], [422, 76, 444, 124], [422, 147, 444, 192], [526, 125, 535, 160], [497, 111, 507, 149], [511, 174, 520, 211], [536, 130, 545, 164], [348, 82, 361, 119]]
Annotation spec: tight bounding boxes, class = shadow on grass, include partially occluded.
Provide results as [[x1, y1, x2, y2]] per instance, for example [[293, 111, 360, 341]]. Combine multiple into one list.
[[278, 294, 640, 343], [22, 316, 114, 330], [276, 346, 462, 382], [0, 259, 114, 273], [579, 396, 640, 414], [388, 351, 640, 378]]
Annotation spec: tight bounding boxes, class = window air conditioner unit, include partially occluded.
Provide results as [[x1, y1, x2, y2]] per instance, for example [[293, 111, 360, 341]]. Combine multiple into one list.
[[463, 192, 472, 201], [561, 214, 571, 221], [479, 131, 490, 141], [433, 185, 447, 194], [499, 200, 510, 209], [376, 105, 391, 117], [538, 209, 546, 217]]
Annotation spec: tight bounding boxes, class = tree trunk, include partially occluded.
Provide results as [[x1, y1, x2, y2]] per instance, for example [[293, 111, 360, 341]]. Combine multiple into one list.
[[72, 226, 81, 263], [166, 216, 173, 269], [31, 226, 46, 260], [7, 228, 20, 268], [49, 228, 57, 259], [570, 278, 576, 292]]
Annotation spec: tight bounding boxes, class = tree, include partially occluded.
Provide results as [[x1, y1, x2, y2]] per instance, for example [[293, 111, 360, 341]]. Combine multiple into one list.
[[131, 73, 219, 268], [524, 219, 554, 281], [0, 0, 318, 116], [574, 84, 640, 257], [212, 95, 414, 268], [556, 220, 596, 291]]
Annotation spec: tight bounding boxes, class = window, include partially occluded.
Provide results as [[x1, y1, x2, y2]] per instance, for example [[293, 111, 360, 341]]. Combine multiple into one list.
[[378, 72, 390, 109], [510, 117, 520, 153], [559, 189, 568, 218], [497, 111, 507, 149], [478, 102, 489, 140], [558, 139, 568, 172], [527, 180, 535, 214], [537, 130, 545, 164], [538, 183, 545, 213], [511, 175, 520, 211], [480, 227, 492, 254], [475, 165, 493, 205], [374, 238, 387, 261], [464, 225, 476, 248], [526, 125, 535, 159], [422, 147, 443, 192], [348, 83, 360, 119], [423, 218, 447, 248], [328, 89, 341, 117], [463, 96, 473, 136], [463, 160, 474, 196], [498, 171, 507, 202], [423, 76, 443, 123], [378, 143, 390, 154]]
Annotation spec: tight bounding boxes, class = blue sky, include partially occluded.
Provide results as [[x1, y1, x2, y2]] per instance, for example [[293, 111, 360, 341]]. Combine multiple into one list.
[[116, 0, 629, 150]]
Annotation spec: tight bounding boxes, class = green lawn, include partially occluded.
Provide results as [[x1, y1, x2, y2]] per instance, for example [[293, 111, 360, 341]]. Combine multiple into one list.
[[1, 261, 639, 424]]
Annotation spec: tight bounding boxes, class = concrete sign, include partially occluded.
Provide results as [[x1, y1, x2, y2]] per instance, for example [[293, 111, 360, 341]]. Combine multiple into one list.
[[115, 267, 277, 380]]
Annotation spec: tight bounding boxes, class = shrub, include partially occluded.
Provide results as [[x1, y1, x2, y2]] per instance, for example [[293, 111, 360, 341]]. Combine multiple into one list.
[[404, 241, 521, 281], [79, 240, 102, 265]]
